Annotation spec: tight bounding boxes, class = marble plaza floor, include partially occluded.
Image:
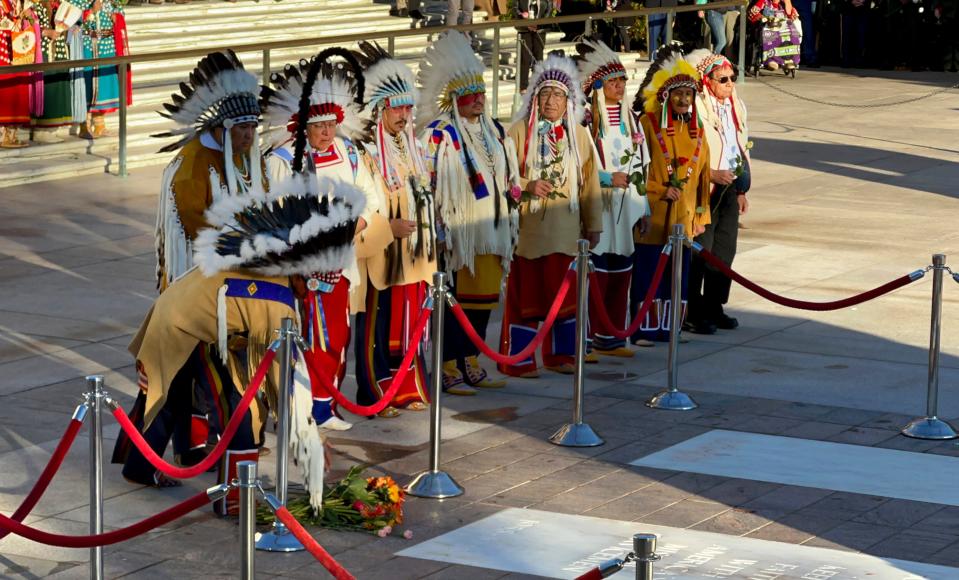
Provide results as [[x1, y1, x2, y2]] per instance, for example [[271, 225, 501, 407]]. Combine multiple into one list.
[[1, 68, 958, 579]]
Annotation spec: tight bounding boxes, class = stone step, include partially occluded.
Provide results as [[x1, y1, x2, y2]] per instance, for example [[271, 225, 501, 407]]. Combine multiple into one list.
[[122, 0, 377, 22], [126, 7, 401, 46], [0, 0, 637, 187]]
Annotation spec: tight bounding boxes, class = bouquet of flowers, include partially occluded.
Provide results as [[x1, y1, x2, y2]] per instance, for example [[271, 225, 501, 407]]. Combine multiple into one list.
[[259, 465, 412, 538]]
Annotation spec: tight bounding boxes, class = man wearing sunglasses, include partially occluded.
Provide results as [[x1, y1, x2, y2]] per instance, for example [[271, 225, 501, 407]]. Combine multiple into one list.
[[685, 50, 752, 335]]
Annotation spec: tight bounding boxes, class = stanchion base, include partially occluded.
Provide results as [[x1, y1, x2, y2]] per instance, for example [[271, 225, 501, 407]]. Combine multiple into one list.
[[646, 390, 698, 411], [901, 417, 959, 440], [406, 470, 464, 499], [549, 423, 605, 447], [255, 526, 305, 552]]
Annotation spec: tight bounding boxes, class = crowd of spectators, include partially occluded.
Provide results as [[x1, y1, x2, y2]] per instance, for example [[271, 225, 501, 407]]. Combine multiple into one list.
[[577, 0, 959, 72]]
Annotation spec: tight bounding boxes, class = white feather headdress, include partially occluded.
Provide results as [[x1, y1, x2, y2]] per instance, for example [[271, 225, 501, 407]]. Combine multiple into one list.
[[261, 48, 369, 151], [356, 41, 418, 113], [154, 50, 260, 153], [574, 37, 627, 95], [513, 53, 586, 125], [417, 31, 486, 123]]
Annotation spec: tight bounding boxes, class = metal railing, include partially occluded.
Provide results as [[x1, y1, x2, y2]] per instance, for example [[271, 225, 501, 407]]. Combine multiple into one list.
[[5, 0, 747, 176]]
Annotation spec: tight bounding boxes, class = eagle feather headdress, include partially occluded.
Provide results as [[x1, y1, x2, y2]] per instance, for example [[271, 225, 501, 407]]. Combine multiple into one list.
[[416, 31, 486, 124], [261, 47, 369, 151], [355, 40, 417, 114], [154, 50, 260, 153], [513, 52, 586, 125], [574, 36, 627, 96], [513, 53, 587, 214], [632, 44, 702, 137]]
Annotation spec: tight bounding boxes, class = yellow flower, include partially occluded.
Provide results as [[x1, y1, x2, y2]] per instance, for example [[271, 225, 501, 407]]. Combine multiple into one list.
[[745, 140, 755, 150], [387, 485, 401, 504]]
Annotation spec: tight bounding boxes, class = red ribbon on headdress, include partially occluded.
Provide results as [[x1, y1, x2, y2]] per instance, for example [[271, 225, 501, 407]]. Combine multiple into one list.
[[286, 103, 344, 132]]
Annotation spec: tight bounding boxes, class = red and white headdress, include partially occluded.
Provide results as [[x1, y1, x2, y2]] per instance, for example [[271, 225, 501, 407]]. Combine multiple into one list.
[[261, 48, 369, 151]]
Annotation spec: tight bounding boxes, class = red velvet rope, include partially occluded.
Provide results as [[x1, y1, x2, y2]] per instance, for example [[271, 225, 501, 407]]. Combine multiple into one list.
[[574, 568, 604, 580], [314, 305, 432, 416], [696, 246, 918, 311], [0, 490, 211, 547], [589, 248, 671, 339], [0, 418, 85, 541], [451, 269, 576, 366], [275, 507, 356, 580], [111, 349, 277, 479]]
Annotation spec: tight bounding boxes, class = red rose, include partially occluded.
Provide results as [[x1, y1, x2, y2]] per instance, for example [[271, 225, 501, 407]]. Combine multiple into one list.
[[676, 157, 690, 166]]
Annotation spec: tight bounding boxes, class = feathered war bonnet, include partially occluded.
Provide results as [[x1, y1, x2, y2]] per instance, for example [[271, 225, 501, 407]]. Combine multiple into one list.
[[154, 50, 264, 195], [353, 41, 428, 183], [416, 31, 487, 124], [356, 41, 417, 113], [633, 43, 702, 137], [574, 36, 631, 140], [574, 36, 627, 97], [512, 53, 587, 212], [260, 47, 369, 153]]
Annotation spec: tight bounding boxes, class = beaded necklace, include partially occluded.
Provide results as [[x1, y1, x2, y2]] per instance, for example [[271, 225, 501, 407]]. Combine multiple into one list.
[[648, 112, 702, 185]]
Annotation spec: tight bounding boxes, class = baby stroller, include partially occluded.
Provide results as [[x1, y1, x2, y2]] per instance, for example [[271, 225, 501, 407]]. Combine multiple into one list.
[[746, 0, 802, 77]]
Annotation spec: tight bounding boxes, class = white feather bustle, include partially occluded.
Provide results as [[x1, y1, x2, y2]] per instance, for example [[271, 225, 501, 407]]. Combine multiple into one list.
[[194, 176, 367, 277], [263, 70, 369, 150]]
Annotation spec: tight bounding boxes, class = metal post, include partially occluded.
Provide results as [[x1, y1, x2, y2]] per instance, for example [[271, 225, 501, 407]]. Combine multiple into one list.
[[902, 254, 958, 440], [585, 15, 593, 38], [492, 27, 500, 118], [646, 15, 652, 62], [117, 63, 128, 177], [262, 48, 271, 86], [647, 224, 698, 410], [406, 272, 465, 498], [86, 375, 105, 580], [737, 5, 747, 82], [665, 10, 673, 45], [255, 318, 304, 551], [634, 533, 660, 580], [512, 34, 522, 118], [238, 461, 257, 580], [387, 35, 396, 57], [550, 240, 604, 447]]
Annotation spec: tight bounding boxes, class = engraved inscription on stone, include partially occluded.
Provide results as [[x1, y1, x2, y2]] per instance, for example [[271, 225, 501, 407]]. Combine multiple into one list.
[[398, 508, 954, 579]]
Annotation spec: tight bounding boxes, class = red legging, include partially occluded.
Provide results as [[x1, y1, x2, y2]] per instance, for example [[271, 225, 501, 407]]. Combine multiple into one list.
[[498, 254, 578, 376], [301, 278, 352, 422]]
